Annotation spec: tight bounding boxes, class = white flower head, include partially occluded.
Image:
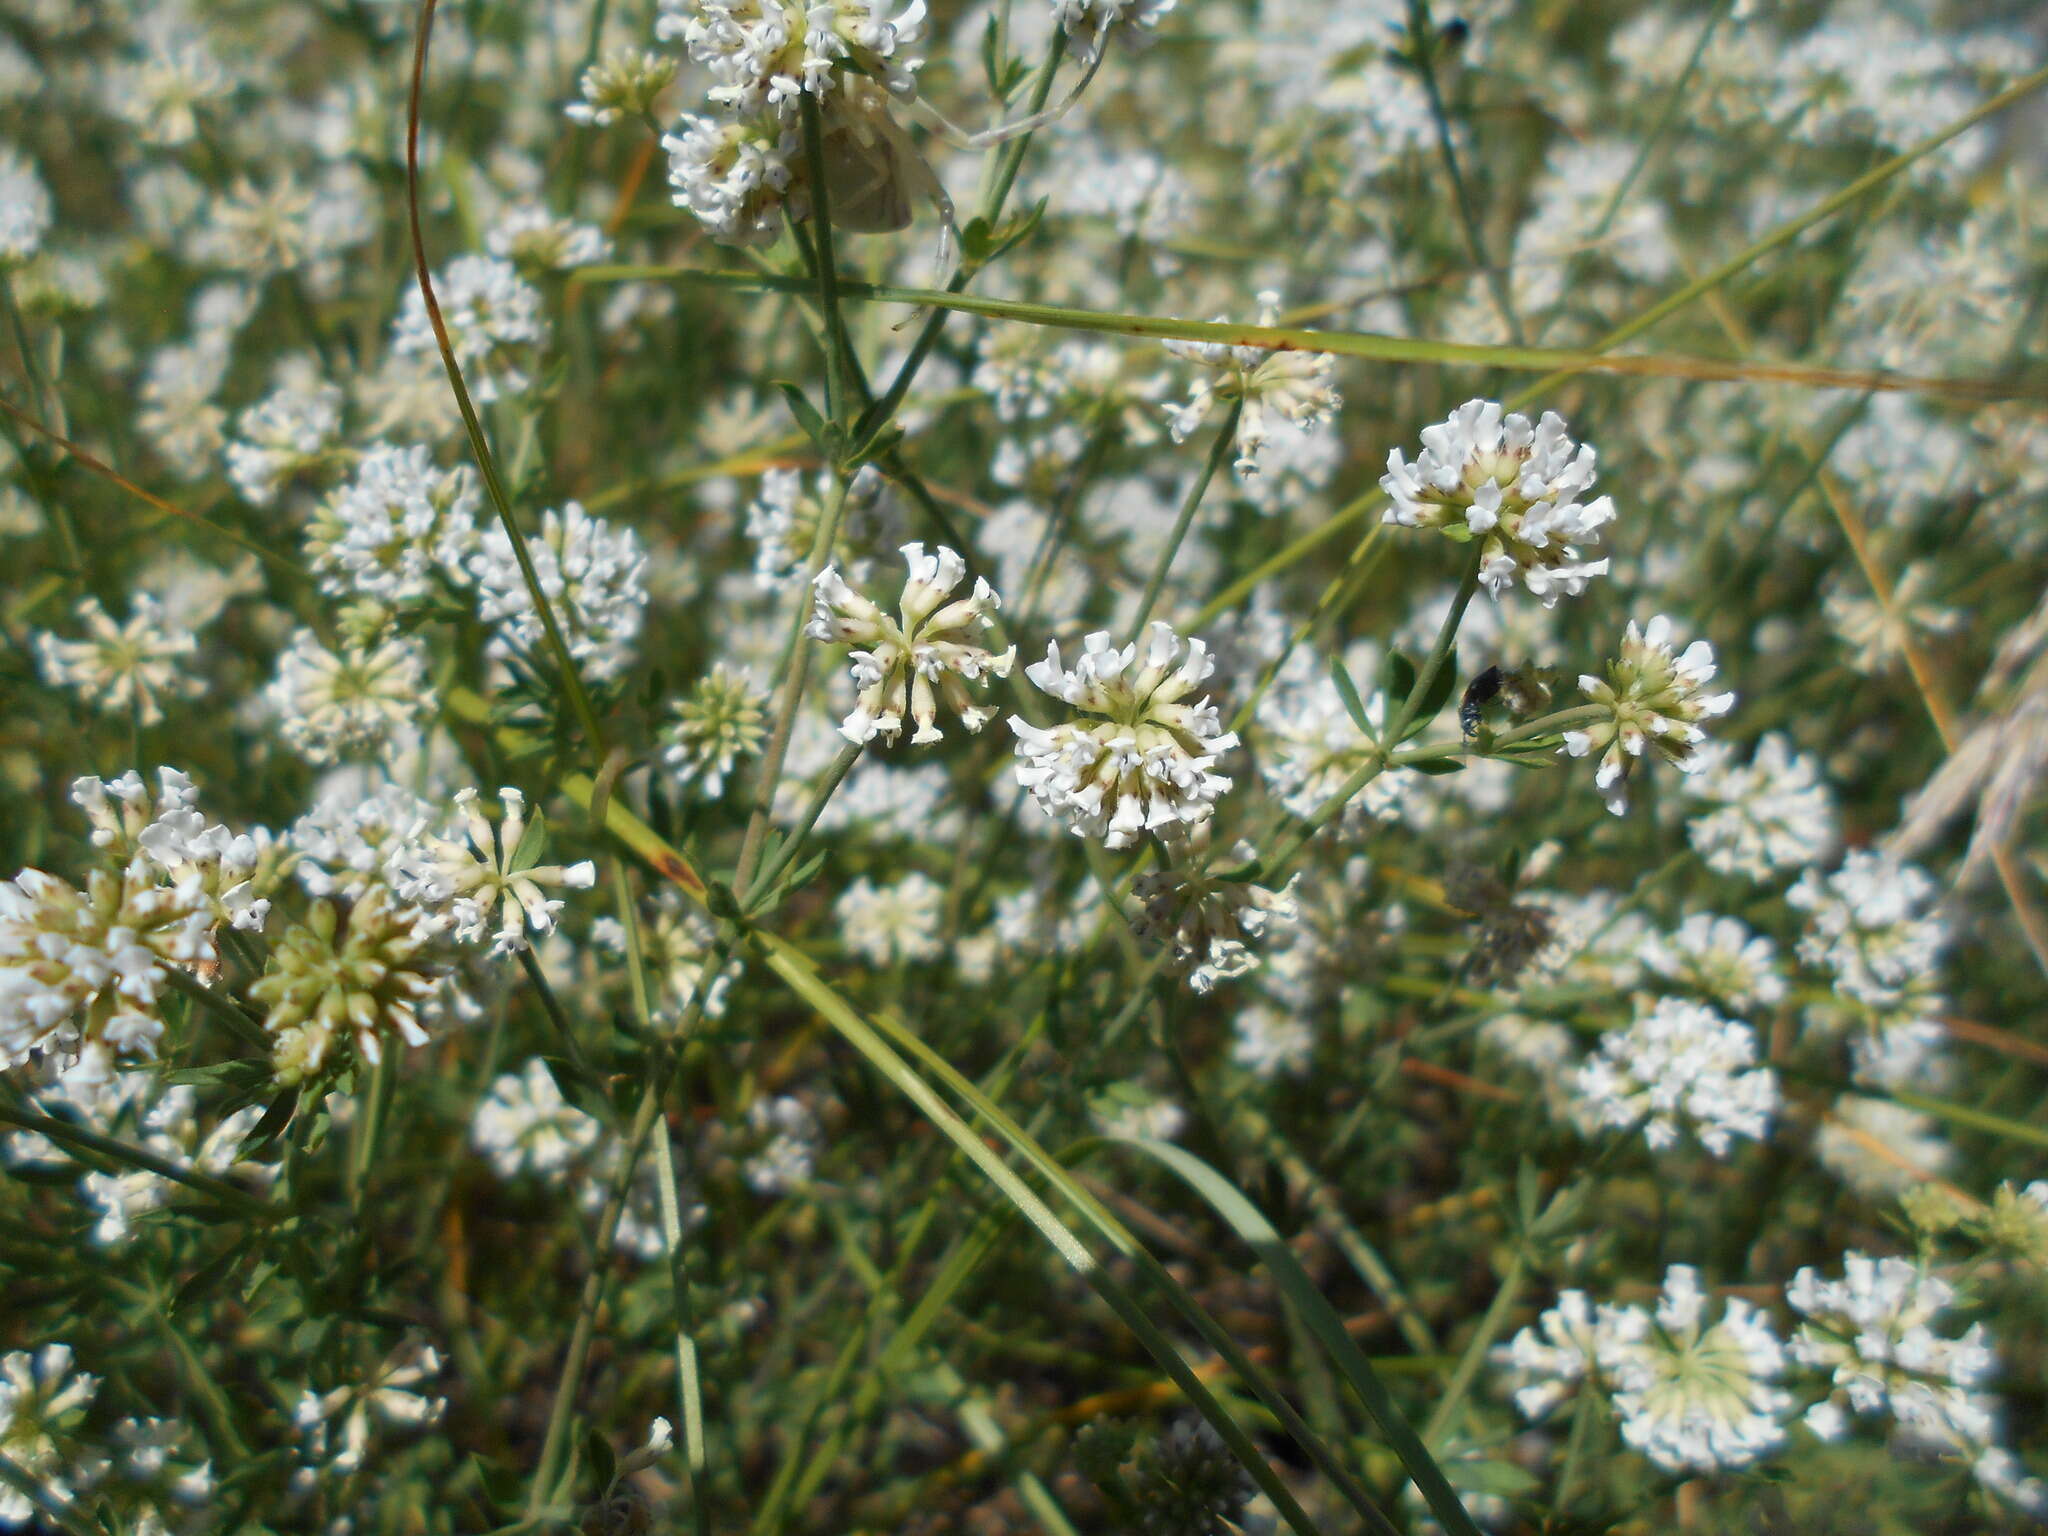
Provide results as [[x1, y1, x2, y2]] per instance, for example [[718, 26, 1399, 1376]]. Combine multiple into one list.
[[471, 1058, 602, 1180], [1572, 995, 1778, 1157], [1787, 1253, 2009, 1469], [390, 254, 546, 404], [0, 144, 54, 265], [1050, 0, 1176, 64], [807, 543, 1014, 746], [1380, 400, 1615, 605], [1011, 622, 1240, 848], [1163, 291, 1341, 477], [1599, 1266, 1791, 1473], [660, 0, 926, 117], [662, 663, 769, 796], [1493, 1290, 1621, 1422], [834, 872, 943, 966], [1563, 614, 1736, 814], [34, 594, 204, 727], [471, 501, 648, 684], [1683, 733, 1836, 881], [394, 788, 596, 955], [265, 629, 428, 764], [308, 443, 481, 606]]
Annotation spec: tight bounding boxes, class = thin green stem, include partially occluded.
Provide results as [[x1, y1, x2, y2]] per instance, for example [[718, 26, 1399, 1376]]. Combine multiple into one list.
[[1407, 0, 1520, 344], [733, 473, 852, 893], [1423, 1250, 1527, 1448], [0, 1102, 272, 1219], [1588, 0, 1733, 243], [525, 1075, 666, 1516], [1387, 547, 1482, 744], [571, 269, 2040, 403], [1125, 399, 1241, 645], [746, 738, 863, 907], [798, 91, 853, 427], [408, 0, 608, 759]]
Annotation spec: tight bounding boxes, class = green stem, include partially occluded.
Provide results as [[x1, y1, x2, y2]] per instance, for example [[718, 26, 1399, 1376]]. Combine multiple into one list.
[[746, 738, 863, 908], [524, 1075, 666, 1516], [1587, 0, 1733, 243], [1482, 703, 1607, 751], [570, 269, 2035, 404], [0, 1102, 272, 1219], [1423, 1250, 1527, 1448], [408, 0, 608, 760], [1387, 547, 1482, 743], [798, 91, 853, 427], [1408, 0, 1520, 344], [1125, 399, 1241, 645], [733, 472, 852, 893]]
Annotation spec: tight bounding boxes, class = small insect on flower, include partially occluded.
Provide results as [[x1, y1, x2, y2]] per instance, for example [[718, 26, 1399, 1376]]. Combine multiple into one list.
[[1459, 662, 1559, 737]]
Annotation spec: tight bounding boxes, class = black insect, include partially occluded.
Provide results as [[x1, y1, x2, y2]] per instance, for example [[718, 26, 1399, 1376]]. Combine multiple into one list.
[[1460, 663, 1561, 736]]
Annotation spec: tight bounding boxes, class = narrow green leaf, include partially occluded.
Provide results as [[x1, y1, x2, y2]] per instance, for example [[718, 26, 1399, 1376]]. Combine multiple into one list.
[[1404, 644, 1460, 740], [755, 934, 1339, 1536], [1330, 655, 1377, 741], [773, 380, 832, 457], [1888, 1089, 2048, 1150], [1380, 650, 1417, 710], [1104, 1138, 1485, 1536], [584, 1430, 617, 1497], [236, 1087, 299, 1162], [1406, 757, 1467, 775]]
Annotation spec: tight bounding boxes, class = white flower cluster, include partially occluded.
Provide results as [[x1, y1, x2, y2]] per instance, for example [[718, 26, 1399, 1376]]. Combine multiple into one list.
[[0, 143, 51, 263], [34, 594, 204, 727], [807, 543, 1015, 745], [1572, 995, 1778, 1157], [289, 784, 437, 903], [742, 1093, 823, 1194], [1682, 734, 1836, 881], [566, 46, 679, 127], [265, 629, 428, 763], [1788, 849, 1950, 1088], [1565, 615, 1736, 814], [1380, 400, 1615, 604], [308, 444, 481, 606], [1050, 0, 1176, 64], [392, 787, 596, 955], [1496, 1268, 1791, 1474], [591, 892, 740, 1021], [835, 872, 944, 965], [660, 0, 925, 116], [1011, 623, 1239, 849], [1605, 1267, 1792, 1473], [4, 1074, 271, 1246], [662, 663, 769, 796], [390, 254, 547, 404], [484, 205, 612, 273], [1640, 913, 1786, 1013], [293, 1339, 444, 1485], [659, 0, 926, 243], [471, 1058, 602, 1179], [472, 500, 648, 684], [1163, 291, 1341, 478], [662, 112, 801, 248], [0, 1345, 101, 1521], [1787, 1254, 2043, 1512], [224, 369, 345, 506], [1789, 849, 1946, 1011], [2, 771, 270, 1087], [1256, 659, 1409, 830]]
